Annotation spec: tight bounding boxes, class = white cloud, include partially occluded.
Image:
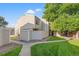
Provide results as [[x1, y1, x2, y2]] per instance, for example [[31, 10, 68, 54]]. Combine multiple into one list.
[[25, 8, 41, 15], [26, 9, 35, 14], [35, 8, 41, 12]]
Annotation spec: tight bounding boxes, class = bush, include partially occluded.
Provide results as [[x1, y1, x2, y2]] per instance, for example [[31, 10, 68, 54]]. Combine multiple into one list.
[[47, 36, 65, 41], [10, 35, 17, 40]]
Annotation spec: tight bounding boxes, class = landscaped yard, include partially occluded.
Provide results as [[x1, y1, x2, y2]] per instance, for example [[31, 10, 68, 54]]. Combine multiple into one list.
[[31, 38, 79, 56], [0, 45, 22, 56], [47, 36, 65, 41]]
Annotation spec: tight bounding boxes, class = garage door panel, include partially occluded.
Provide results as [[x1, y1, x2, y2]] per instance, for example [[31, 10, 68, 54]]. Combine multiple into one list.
[[20, 30, 29, 41]]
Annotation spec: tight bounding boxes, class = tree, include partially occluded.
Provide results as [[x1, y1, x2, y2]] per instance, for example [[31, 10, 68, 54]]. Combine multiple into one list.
[[58, 4, 79, 15], [42, 3, 62, 35], [43, 3, 62, 22], [50, 14, 79, 36], [0, 16, 8, 27], [43, 3, 79, 22], [43, 3, 79, 33]]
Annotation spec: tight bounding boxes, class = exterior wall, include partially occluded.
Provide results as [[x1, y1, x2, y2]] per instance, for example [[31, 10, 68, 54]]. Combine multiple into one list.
[[41, 19, 49, 32], [15, 14, 49, 41], [0, 27, 9, 46], [35, 16, 42, 30], [32, 31, 48, 40], [41, 19, 49, 36], [15, 14, 35, 35], [20, 30, 48, 41], [20, 29, 32, 41], [15, 14, 49, 36], [20, 23, 34, 30]]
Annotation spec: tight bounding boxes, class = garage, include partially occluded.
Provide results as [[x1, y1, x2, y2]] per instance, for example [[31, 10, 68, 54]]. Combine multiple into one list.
[[20, 29, 32, 41], [20, 29, 48, 41], [32, 31, 47, 40]]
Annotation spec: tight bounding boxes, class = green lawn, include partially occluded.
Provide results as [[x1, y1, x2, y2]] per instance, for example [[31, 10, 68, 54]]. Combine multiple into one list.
[[31, 40, 79, 56], [0, 45, 22, 56], [47, 36, 65, 41]]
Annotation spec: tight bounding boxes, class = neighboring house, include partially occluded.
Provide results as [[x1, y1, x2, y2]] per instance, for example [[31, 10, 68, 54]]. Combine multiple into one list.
[[15, 14, 49, 41]]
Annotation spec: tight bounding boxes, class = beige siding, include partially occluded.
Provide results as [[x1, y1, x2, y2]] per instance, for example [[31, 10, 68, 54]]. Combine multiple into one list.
[[0, 27, 9, 46], [15, 14, 35, 35], [20, 29, 32, 41], [41, 19, 49, 32], [32, 31, 48, 40], [15, 14, 49, 41]]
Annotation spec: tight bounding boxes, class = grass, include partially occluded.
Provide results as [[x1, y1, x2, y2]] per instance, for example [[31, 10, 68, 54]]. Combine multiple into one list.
[[0, 45, 22, 56], [31, 40, 79, 56], [47, 36, 65, 41]]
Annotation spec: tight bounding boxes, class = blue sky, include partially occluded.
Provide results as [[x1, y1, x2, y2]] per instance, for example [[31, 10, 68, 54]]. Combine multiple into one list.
[[0, 3, 44, 27]]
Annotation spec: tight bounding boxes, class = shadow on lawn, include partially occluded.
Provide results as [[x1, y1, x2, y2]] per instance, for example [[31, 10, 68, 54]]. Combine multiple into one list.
[[57, 41, 79, 56], [31, 41, 79, 56]]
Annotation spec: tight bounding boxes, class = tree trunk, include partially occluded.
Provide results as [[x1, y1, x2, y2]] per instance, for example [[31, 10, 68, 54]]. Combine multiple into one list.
[[49, 22, 54, 36], [64, 31, 68, 37]]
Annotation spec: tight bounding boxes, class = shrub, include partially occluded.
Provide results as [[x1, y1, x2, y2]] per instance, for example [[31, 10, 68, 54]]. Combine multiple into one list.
[[10, 35, 17, 40], [47, 36, 65, 41]]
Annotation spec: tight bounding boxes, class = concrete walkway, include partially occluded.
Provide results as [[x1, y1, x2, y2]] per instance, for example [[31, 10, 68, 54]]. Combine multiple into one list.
[[19, 43, 31, 56], [11, 40, 66, 56]]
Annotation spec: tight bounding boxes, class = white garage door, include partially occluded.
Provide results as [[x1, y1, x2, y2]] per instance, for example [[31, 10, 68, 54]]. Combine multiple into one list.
[[20, 30, 31, 41]]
